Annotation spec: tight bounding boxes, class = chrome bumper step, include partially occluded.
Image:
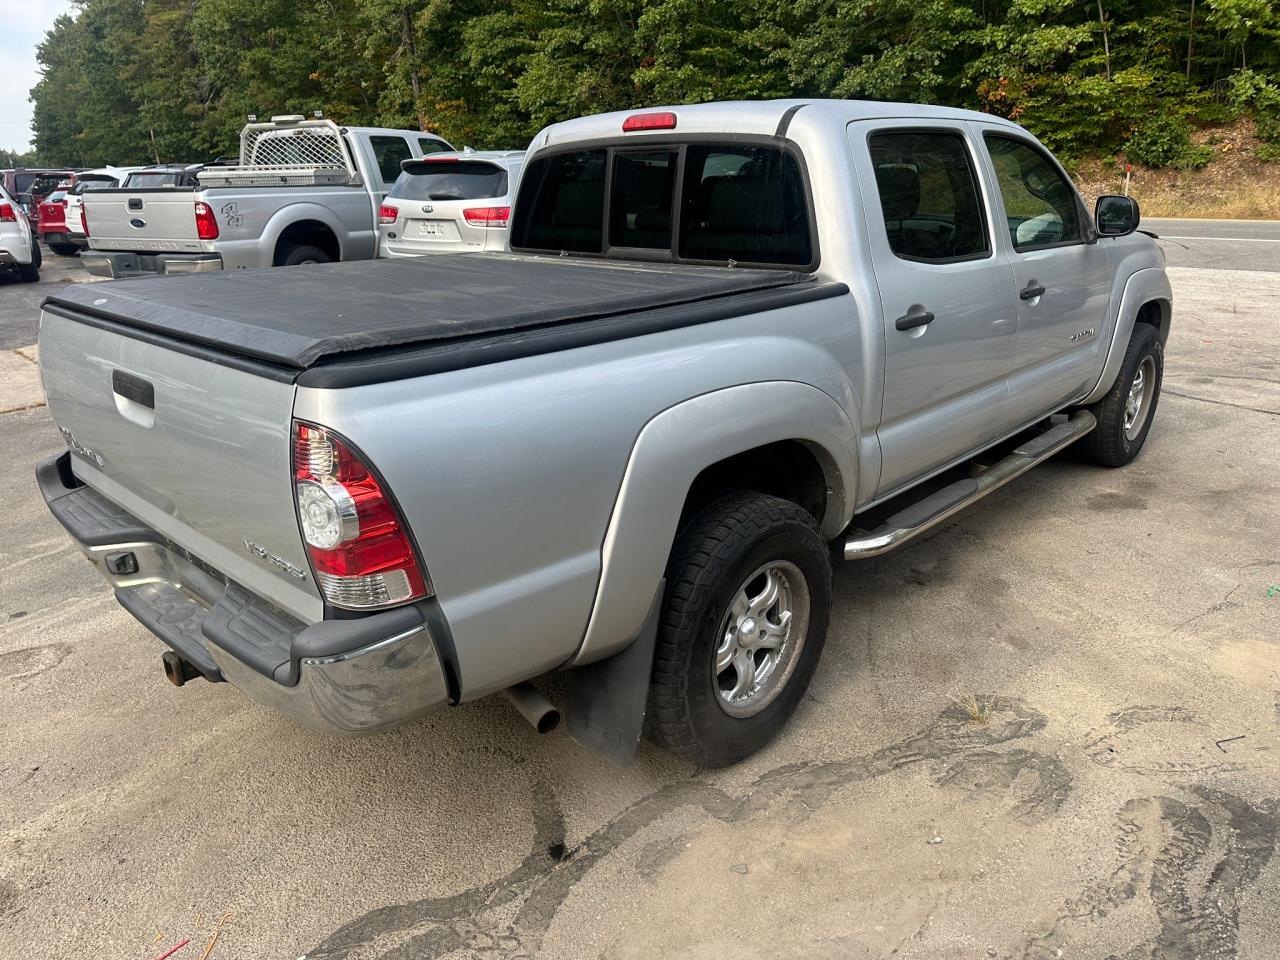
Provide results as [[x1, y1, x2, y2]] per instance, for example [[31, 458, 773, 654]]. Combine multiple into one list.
[[842, 411, 1097, 560]]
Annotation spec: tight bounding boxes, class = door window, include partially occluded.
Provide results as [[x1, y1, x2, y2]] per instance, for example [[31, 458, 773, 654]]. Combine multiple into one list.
[[868, 131, 989, 263], [983, 135, 1084, 251], [370, 136, 413, 186], [418, 138, 450, 156]]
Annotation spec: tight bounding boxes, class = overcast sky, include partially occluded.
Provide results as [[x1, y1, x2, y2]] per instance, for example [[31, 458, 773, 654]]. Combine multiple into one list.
[[0, 0, 76, 153]]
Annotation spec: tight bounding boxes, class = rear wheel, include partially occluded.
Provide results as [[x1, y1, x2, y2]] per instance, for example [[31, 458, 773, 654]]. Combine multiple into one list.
[[648, 491, 832, 767], [50, 243, 78, 256], [16, 245, 39, 282], [1080, 323, 1163, 467], [278, 244, 331, 266]]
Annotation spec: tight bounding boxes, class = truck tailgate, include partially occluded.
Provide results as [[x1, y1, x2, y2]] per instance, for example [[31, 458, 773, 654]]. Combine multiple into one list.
[[38, 310, 322, 622], [84, 189, 203, 252]]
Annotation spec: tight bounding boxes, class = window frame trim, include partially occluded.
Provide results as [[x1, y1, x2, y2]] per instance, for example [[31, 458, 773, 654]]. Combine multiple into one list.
[[863, 125, 996, 267], [981, 131, 1094, 254], [509, 133, 821, 273]]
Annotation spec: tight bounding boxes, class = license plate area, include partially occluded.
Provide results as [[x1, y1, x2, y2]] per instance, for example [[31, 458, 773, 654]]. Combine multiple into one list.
[[411, 219, 460, 241]]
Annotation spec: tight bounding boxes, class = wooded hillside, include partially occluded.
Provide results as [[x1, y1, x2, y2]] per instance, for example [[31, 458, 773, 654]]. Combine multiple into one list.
[[25, 0, 1280, 170]]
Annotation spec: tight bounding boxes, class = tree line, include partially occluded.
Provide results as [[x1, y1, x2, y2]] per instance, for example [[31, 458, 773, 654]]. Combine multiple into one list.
[[23, 0, 1280, 171]]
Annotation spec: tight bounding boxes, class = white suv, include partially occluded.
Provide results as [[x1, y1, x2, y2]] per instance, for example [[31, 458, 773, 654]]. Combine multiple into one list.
[[0, 184, 40, 282], [377, 150, 524, 257]]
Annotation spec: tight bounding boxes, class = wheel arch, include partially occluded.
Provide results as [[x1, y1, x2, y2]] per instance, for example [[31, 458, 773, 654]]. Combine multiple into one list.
[[569, 380, 857, 667], [1081, 267, 1173, 405], [264, 204, 345, 264]]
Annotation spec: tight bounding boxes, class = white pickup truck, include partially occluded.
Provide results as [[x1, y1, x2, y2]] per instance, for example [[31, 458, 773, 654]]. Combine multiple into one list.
[[80, 116, 452, 278]]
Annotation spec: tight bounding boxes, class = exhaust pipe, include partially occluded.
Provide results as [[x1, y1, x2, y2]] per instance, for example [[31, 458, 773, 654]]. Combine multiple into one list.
[[161, 650, 200, 687], [503, 682, 561, 734]]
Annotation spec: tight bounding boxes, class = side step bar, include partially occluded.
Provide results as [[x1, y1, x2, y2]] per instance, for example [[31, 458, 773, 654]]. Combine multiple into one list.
[[843, 411, 1097, 560]]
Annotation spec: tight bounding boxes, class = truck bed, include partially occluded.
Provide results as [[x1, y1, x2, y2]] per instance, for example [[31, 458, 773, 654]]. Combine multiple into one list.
[[44, 254, 837, 382]]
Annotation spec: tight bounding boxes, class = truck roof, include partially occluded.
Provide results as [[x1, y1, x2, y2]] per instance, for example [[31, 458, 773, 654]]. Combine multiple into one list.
[[535, 98, 1021, 150]]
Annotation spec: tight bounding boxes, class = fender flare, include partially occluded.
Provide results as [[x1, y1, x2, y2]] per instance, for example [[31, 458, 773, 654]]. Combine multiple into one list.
[[260, 202, 348, 263], [570, 380, 858, 667], [1081, 267, 1173, 405]]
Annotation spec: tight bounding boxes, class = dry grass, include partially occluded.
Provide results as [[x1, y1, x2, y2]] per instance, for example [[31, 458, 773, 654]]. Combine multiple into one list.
[[1073, 117, 1280, 220], [950, 692, 996, 725]]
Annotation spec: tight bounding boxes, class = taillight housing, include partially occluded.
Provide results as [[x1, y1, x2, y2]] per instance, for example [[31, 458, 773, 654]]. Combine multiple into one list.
[[292, 421, 430, 609], [378, 203, 398, 225], [0, 203, 15, 222], [462, 206, 510, 228], [80, 204, 89, 236], [194, 201, 219, 240]]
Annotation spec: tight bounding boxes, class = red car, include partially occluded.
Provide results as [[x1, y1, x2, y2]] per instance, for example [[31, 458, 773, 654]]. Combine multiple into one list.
[[37, 187, 78, 255], [0, 168, 75, 227]]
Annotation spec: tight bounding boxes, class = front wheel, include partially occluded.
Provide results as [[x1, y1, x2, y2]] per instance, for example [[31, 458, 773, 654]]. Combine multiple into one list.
[[1080, 323, 1163, 467], [648, 491, 832, 767]]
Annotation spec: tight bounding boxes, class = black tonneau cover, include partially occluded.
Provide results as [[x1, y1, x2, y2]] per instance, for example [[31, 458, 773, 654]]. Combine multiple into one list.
[[44, 254, 811, 370]]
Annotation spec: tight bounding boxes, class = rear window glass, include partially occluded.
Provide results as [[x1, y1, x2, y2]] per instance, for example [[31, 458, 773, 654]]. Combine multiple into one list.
[[75, 178, 118, 193], [370, 136, 413, 186], [390, 161, 508, 202], [124, 173, 185, 188], [678, 145, 812, 266], [610, 150, 677, 249], [23, 174, 63, 196], [511, 142, 814, 268], [511, 149, 607, 253]]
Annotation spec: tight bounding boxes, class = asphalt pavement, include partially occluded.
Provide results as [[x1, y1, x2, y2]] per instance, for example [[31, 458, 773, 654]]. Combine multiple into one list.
[[1, 238, 1278, 959], [1146, 217, 1280, 272]]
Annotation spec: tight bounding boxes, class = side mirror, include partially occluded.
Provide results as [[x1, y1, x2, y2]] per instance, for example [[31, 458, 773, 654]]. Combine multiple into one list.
[[16, 193, 34, 214], [1095, 195, 1139, 237]]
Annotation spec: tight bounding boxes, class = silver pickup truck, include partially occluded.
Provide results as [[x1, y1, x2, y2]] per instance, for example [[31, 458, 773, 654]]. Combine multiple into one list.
[[37, 100, 1171, 767], [80, 116, 452, 278]]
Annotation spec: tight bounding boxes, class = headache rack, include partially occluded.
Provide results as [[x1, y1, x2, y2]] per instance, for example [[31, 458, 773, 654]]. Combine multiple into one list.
[[197, 117, 360, 189]]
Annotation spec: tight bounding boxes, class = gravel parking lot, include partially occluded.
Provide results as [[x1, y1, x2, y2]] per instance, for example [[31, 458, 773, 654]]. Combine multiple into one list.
[[2, 230, 1277, 960]]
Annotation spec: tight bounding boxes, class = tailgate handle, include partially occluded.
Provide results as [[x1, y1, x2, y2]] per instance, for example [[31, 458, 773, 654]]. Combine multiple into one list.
[[112, 370, 154, 410], [127, 198, 143, 212]]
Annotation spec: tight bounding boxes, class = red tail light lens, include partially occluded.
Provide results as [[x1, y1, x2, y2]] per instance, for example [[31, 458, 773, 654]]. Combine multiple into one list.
[[80, 204, 89, 236], [0, 203, 15, 222], [292, 422, 430, 609], [622, 111, 677, 132], [462, 206, 510, 228], [378, 203, 398, 225], [194, 201, 219, 240]]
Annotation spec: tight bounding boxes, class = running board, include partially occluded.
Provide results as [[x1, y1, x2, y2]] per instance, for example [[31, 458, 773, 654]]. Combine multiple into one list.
[[842, 411, 1097, 560]]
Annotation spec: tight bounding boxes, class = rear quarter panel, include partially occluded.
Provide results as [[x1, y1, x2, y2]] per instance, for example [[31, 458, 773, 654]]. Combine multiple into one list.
[[204, 188, 377, 269], [294, 295, 862, 699]]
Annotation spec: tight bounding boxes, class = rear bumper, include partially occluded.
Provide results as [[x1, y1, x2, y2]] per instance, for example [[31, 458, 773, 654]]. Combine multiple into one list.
[[37, 451, 453, 735], [81, 251, 223, 279]]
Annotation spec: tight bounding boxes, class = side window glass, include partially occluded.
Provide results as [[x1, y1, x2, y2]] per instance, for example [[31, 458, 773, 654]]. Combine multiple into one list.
[[867, 131, 989, 263], [984, 135, 1083, 250], [419, 138, 449, 156], [608, 150, 677, 250], [370, 136, 413, 186]]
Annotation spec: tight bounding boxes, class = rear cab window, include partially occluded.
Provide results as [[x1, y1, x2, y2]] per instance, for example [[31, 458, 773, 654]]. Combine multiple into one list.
[[391, 161, 508, 202], [511, 140, 816, 269], [123, 173, 184, 188]]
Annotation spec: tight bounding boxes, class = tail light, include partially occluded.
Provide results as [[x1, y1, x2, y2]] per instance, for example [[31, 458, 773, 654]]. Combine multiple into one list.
[[462, 206, 510, 228], [194, 201, 219, 240], [0, 203, 15, 222], [80, 205, 89, 236], [378, 203, 398, 225], [292, 422, 430, 609]]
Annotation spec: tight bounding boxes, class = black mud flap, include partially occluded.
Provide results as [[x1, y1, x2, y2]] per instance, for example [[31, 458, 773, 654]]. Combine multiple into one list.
[[565, 581, 664, 766]]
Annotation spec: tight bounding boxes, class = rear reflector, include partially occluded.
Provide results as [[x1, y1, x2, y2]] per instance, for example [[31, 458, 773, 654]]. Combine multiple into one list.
[[622, 111, 677, 132], [292, 422, 430, 610], [0, 203, 14, 222], [194, 201, 219, 240], [378, 203, 398, 225], [462, 205, 510, 228]]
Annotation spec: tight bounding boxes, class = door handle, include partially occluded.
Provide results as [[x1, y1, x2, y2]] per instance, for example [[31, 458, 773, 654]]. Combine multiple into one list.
[[1020, 281, 1046, 301], [895, 307, 935, 331], [112, 369, 154, 409]]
